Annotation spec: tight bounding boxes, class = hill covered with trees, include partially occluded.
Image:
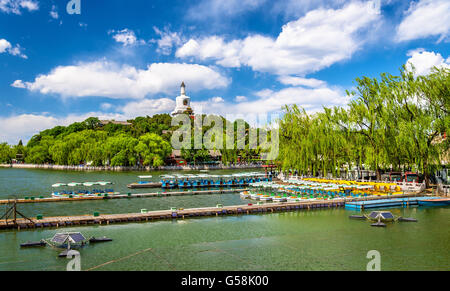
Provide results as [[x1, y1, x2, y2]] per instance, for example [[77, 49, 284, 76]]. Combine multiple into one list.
[[0, 113, 263, 166]]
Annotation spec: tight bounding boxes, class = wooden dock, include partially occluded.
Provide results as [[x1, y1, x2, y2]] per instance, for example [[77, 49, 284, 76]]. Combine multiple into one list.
[[0, 188, 248, 205], [0, 193, 421, 230]]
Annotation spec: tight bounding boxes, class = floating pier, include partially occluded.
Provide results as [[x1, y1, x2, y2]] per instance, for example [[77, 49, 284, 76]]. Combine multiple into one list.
[[345, 196, 439, 210], [0, 188, 248, 205], [0, 193, 421, 230]]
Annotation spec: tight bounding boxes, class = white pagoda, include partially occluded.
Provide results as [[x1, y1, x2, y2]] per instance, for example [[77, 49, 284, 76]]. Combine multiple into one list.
[[171, 82, 193, 116]]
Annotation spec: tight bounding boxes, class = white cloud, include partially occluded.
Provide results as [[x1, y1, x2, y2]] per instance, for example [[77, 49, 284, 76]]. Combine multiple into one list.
[[176, 37, 243, 67], [100, 103, 113, 110], [0, 38, 27, 58], [49, 5, 58, 19], [11, 80, 26, 88], [12, 60, 230, 99], [277, 76, 326, 88], [192, 85, 348, 117], [0, 0, 38, 14], [235, 96, 247, 102], [177, 1, 380, 75], [406, 49, 450, 76], [0, 114, 58, 144], [0, 38, 11, 53], [110, 29, 145, 46], [152, 27, 183, 55], [120, 98, 175, 117], [211, 96, 224, 103], [18, 0, 38, 11], [186, 0, 266, 20], [396, 0, 450, 42]]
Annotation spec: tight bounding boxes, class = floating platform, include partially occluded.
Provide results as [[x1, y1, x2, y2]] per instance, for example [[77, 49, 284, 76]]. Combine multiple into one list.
[[0, 199, 347, 230], [0, 188, 248, 205], [0, 194, 421, 230], [345, 197, 441, 210]]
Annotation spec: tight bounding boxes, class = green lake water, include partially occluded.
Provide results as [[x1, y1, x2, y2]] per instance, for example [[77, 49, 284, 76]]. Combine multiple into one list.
[[0, 168, 449, 271]]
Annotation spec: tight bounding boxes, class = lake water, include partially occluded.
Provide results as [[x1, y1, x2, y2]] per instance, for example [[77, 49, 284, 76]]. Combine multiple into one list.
[[0, 168, 449, 271]]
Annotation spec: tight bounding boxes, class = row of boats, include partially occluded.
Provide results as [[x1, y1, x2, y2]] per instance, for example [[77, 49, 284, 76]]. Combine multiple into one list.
[[157, 172, 271, 188], [285, 177, 404, 194], [51, 181, 118, 198], [240, 178, 404, 202]]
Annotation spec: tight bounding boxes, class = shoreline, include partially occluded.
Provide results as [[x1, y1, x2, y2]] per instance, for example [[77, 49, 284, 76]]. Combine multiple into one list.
[[0, 163, 264, 172]]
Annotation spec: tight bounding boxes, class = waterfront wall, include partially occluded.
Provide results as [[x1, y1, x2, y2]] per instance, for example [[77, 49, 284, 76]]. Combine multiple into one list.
[[0, 163, 263, 172]]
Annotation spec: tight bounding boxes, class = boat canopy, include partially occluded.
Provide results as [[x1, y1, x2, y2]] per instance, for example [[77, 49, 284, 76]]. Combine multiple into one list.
[[97, 181, 112, 186], [138, 175, 152, 179], [82, 182, 95, 187], [67, 182, 82, 187], [159, 172, 266, 180], [52, 183, 67, 188]]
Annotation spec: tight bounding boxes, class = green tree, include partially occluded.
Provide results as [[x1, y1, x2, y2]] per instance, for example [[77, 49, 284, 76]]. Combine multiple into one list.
[[0, 143, 14, 163], [135, 133, 172, 166]]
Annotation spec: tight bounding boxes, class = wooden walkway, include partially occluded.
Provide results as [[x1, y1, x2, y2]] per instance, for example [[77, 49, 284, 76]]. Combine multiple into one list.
[[0, 193, 420, 230], [0, 188, 248, 205]]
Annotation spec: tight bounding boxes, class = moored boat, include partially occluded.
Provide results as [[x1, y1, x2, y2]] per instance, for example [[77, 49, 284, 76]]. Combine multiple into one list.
[[273, 196, 287, 202], [20, 240, 46, 247], [240, 191, 251, 198], [89, 236, 113, 243], [418, 198, 450, 207], [260, 195, 273, 201]]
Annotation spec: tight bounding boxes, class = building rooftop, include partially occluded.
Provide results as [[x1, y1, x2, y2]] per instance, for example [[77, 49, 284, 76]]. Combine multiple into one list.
[[99, 120, 132, 126]]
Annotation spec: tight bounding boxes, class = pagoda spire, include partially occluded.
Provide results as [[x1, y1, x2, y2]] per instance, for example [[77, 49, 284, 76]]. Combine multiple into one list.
[[180, 81, 186, 95]]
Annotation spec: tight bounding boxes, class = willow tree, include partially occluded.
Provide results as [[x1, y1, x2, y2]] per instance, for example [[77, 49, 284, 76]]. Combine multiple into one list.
[[279, 105, 343, 176], [0, 143, 14, 163], [135, 133, 172, 166], [391, 66, 449, 185], [345, 75, 392, 179]]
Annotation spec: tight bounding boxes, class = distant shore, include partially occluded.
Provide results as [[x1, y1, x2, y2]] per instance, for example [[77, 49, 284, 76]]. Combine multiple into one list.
[[0, 163, 264, 172]]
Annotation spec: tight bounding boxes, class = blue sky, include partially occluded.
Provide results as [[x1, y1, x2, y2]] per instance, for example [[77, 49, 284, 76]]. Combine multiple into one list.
[[0, 0, 449, 144]]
